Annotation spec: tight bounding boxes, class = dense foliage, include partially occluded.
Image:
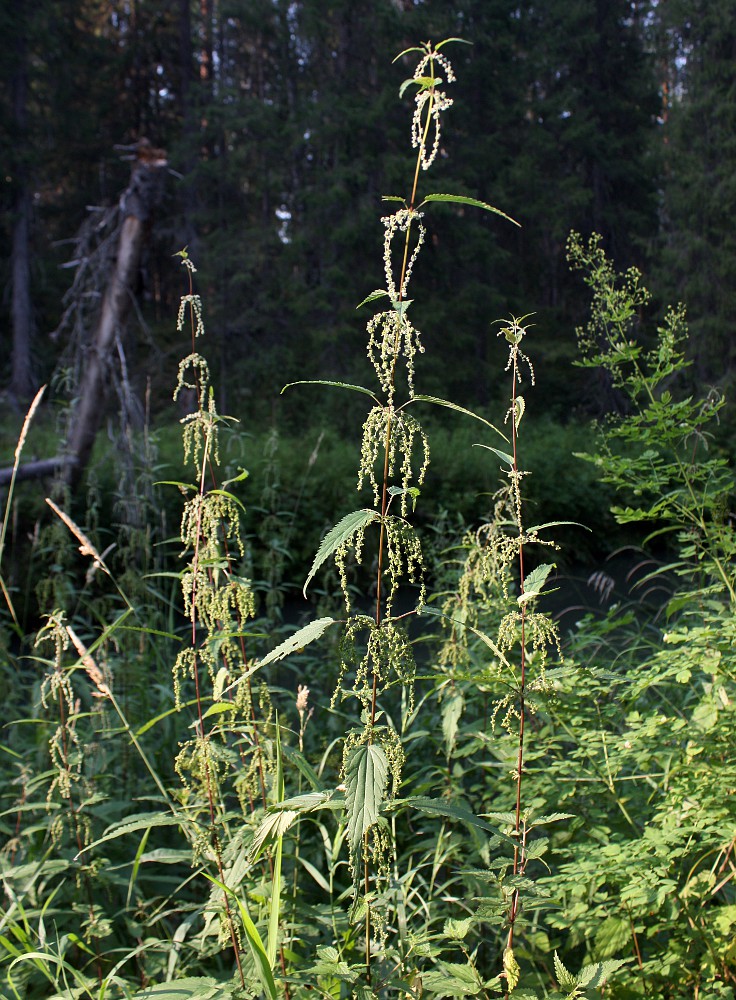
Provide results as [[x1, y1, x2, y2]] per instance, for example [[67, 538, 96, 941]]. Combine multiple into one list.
[[1, 31, 734, 1000]]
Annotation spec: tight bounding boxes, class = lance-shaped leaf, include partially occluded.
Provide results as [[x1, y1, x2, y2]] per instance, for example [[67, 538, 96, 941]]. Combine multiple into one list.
[[75, 812, 185, 857], [397, 795, 496, 833], [356, 288, 390, 309], [419, 193, 520, 227], [409, 395, 508, 441], [128, 977, 228, 998], [387, 484, 420, 511], [344, 742, 389, 867], [281, 379, 379, 403], [513, 394, 525, 430], [258, 617, 336, 668], [304, 509, 379, 597], [474, 443, 515, 467], [553, 952, 577, 991], [518, 563, 555, 605], [436, 37, 472, 51], [576, 958, 626, 989], [399, 75, 440, 99]]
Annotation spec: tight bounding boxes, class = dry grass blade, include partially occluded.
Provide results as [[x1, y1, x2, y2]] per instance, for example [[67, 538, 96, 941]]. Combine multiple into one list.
[[45, 497, 111, 576]]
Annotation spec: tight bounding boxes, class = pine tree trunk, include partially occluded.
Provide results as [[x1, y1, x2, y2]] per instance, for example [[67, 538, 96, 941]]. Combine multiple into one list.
[[10, 15, 35, 402], [11, 184, 34, 401]]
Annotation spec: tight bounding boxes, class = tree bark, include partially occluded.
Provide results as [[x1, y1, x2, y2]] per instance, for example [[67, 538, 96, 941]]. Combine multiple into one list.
[[0, 456, 76, 487], [10, 14, 35, 402], [11, 185, 34, 401]]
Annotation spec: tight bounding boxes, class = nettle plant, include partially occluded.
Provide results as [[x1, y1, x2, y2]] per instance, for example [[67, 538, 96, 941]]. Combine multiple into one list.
[[271, 41, 612, 998], [276, 38, 519, 988]]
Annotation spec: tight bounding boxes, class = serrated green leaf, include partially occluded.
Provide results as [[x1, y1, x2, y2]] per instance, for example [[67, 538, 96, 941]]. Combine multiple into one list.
[[249, 809, 298, 864], [400, 75, 440, 98], [504, 948, 521, 991], [520, 563, 555, 603], [443, 917, 473, 941], [128, 976, 230, 998], [399, 796, 495, 833], [410, 395, 508, 441], [593, 917, 631, 960], [345, 742, 389, 866], [576, 958, 626, 988], [138, 848, 192, 865], [419, 193, 520, 227], [387, 484, 420, 511], [258, 617, 336, 667], [525, 837, 549, 859], [441, 689, 464, 756], [514, 395, 525, 429], [422, 961, 483, 995], [391, 297, 413, 317], [528, 812, 575, 826], [356, 289, 390, 308], [485, 811, 518, 826], [553, 952, 577, 990], [304, 509, 379, 596], [282, 379, 379, 402], [278, 790, 332, 812], [474, 443, 515, 466]]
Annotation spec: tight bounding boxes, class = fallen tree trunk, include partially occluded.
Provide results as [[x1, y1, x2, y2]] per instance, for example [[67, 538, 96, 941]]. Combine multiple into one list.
[[65, 142, 167, 488], [0, 456, 76, 487], [0, 141, 168, 491], [64, 212, 145, 485]]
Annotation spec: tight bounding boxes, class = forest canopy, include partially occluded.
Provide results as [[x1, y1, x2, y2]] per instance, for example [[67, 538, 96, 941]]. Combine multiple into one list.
[[2, 0, 733, 425]]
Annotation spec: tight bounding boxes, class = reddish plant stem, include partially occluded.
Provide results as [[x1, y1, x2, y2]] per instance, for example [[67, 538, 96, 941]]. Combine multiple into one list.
[[505, 351, 527, 999], [364, 56, 438, 983]]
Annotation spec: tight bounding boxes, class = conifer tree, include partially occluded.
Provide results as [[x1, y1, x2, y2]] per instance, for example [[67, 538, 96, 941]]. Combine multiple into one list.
[[655, 0, 736, 383]]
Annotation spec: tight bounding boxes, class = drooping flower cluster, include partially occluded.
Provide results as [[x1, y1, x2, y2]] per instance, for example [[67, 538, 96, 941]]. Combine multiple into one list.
[[411, 49, 456, 170]]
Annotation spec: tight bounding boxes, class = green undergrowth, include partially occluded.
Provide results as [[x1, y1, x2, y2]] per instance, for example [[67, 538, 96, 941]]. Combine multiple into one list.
[[0, 38, 734, 1000]]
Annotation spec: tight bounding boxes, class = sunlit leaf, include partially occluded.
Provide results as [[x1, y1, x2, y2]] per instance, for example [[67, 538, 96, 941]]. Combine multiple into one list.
[[282, 379, 379, 402], [474, 443, 515, 466], [345, 742, 389, 864], [356, 289, 390, 308], [304, 509, 379, 596], [258, 617, 336, 667], [419, 193, 520, 227], [409, 395, 508, 440]]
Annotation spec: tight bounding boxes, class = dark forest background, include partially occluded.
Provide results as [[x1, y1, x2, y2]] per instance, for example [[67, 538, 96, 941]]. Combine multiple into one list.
[[1, 0, 734, 536]]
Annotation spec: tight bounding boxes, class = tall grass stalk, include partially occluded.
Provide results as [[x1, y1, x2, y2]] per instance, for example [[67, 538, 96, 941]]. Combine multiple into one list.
[[0, 385, 46, 629]]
